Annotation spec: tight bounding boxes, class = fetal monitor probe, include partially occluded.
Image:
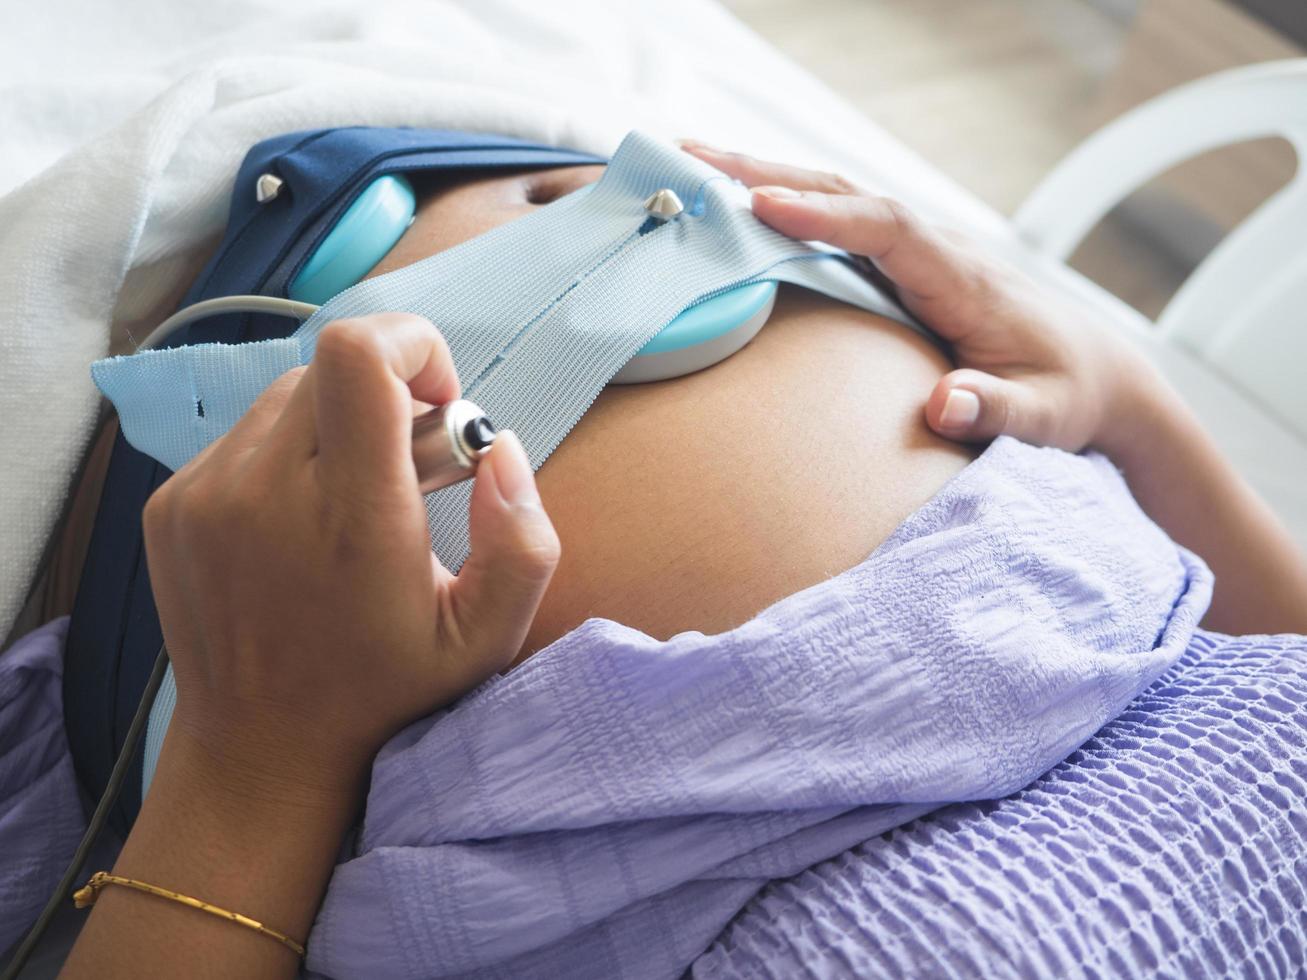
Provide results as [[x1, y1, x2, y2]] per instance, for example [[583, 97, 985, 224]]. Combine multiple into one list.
[[195, 175, 777, 384], [140, 178, 778, 387]]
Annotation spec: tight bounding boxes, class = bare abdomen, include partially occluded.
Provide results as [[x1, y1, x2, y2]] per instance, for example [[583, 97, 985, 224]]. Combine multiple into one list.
[[521, 285, 973, 658]]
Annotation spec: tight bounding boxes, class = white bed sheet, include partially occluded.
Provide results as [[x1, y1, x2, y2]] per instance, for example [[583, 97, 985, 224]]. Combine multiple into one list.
[[1, 0, 1303, 644]]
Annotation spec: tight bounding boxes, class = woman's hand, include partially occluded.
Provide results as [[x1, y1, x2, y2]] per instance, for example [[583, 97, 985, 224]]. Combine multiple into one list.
[[682, 141, 1307, 635], [65, 312, 560, 980], [679, 141, 1160, 459], [143, 312, 561, 802]]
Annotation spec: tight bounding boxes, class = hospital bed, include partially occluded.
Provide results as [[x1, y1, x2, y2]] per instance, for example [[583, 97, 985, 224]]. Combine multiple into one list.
[[4, 0, 1306, 974], [1016, 60, 1307, 548]]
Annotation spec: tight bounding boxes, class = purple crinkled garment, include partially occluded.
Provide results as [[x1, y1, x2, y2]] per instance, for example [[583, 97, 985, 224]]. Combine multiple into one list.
[[3, 436, 1305, 978], [0, 617, 86, 952], [693, 629, 1307, 979], [306, 437, 1215, 978]]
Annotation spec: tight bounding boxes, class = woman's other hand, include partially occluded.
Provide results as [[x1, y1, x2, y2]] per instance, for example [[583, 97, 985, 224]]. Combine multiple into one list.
[[142, 312, 561, 803], [679, 141, 1160, 460], [681, 141, 1307, 635]]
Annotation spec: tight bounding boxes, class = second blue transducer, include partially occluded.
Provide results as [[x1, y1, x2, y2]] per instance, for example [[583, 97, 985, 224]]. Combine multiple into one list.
[[288, 173, 777, 384]]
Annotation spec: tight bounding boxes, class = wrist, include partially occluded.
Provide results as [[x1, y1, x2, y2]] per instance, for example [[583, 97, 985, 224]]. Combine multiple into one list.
[[159, 718, 369, 825], [1091, 343, 1178, 466], [84, 719, 360, 975]]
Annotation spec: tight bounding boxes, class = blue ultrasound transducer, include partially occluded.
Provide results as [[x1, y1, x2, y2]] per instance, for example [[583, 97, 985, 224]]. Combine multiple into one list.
[[289, 173, 418, 306], [287, 173, 777, 383]]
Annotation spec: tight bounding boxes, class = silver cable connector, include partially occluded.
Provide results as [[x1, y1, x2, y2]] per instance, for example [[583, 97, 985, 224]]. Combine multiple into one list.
[[412, 399, 498, 494]]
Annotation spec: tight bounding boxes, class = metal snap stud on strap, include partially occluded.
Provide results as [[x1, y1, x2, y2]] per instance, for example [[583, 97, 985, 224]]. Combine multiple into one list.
[[255, 173, 284, 204], [642, 188, 684, 223]]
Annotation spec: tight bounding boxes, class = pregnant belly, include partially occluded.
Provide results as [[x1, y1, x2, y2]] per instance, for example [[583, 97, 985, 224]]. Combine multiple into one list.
[[521, 284, 973, 658], [46, 290, 971, 658]]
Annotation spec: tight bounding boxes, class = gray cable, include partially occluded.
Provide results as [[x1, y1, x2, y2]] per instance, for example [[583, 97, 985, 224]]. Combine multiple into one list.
[[1, 646, 168, 979]]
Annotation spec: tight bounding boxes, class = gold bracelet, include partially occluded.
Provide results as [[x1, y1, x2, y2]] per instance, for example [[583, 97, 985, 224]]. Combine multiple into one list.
[[73, 871, 306, 957]]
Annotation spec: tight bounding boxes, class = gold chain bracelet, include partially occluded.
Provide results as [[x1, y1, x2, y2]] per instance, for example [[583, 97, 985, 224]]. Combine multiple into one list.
[[73, 871, 306, 957]]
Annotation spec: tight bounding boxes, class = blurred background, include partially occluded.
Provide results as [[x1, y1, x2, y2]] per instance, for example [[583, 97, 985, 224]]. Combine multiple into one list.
[[724, 0, 1303, 319]]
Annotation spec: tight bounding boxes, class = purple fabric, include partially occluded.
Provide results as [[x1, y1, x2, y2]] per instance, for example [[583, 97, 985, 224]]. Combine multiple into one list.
[[1, 437, 1302, 978], [0, 616, 85, 953], [693, 629, 1307, 978], [307, 437, 1213, 978]]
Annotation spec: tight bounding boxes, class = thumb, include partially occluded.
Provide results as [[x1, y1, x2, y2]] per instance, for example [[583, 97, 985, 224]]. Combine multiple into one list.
[[926, 369, 1062, 447], [450, 431, 561, 667]]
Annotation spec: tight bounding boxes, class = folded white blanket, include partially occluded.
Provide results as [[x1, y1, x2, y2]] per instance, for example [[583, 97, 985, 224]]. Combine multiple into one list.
[[0, 0, 1005, 640]]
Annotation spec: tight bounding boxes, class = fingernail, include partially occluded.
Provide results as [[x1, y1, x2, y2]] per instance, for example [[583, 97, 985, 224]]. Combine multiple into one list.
[[676, 138, 719, 154], [940, 388, 981, 429], [490, 431, 541, 507], [753, 185, 802, 201]]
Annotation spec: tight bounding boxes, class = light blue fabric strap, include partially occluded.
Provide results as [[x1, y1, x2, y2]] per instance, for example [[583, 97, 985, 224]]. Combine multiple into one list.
[[91, 131, 922, 793]]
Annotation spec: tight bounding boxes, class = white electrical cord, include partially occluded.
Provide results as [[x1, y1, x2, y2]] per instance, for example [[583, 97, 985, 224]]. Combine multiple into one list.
[[139, 295, 319, 351]]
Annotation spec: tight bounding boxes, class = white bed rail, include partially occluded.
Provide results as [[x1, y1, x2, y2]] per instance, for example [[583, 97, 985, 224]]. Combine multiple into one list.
[[1014, 60, 1307, 437]]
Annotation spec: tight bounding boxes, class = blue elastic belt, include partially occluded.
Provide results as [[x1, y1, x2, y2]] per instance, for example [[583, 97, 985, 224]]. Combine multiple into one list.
[[62, 127, 605, 835]]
